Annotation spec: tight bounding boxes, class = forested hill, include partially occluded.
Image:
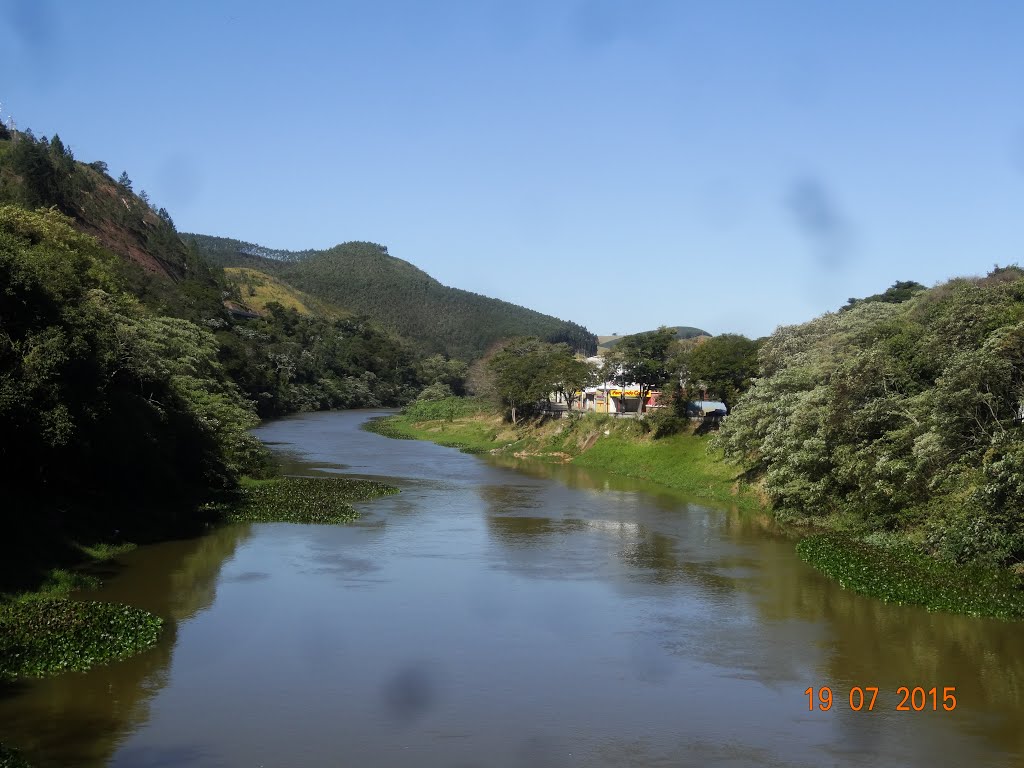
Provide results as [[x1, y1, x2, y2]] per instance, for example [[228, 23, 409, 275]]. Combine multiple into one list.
[[0, 127, 261, 338], [187, 234, 598, 359], [0, 125, 435, 574]]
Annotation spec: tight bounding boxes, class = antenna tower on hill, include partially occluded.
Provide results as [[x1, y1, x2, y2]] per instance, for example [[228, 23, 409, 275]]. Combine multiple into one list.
[[0, 102, 16, 139]]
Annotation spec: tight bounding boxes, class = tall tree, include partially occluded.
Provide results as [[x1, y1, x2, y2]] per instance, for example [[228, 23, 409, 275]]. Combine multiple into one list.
[[605, 327, 676, 414], [487, 338, 552, 424], [684, 334, 759, 412], [548, 347, 595, 411]]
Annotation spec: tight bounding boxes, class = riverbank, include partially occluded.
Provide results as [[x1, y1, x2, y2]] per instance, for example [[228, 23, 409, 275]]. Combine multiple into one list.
[[366, 399, 1024, 620], [365, 399, 763, 508]]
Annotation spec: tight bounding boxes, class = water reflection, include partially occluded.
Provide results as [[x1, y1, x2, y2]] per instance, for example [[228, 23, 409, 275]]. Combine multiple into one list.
[[0, 524, 251, 768], [483, 453, 1024, 765]]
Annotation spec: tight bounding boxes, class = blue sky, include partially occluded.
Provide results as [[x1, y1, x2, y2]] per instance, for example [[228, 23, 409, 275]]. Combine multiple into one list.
[[3, 1, 1023, 338]]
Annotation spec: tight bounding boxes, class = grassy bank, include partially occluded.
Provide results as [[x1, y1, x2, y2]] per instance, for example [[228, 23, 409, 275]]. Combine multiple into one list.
[[366, 398, 1024, 619], [364, 399, 759, 508]]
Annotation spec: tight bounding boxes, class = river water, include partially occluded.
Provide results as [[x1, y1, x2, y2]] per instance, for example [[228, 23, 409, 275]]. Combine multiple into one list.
[[2, 410, 1022, 767]]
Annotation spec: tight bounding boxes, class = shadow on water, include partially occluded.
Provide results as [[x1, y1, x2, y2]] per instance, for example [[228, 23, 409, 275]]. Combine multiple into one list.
[[480, 452, 1024, 764], [0, 524, 252, 768]]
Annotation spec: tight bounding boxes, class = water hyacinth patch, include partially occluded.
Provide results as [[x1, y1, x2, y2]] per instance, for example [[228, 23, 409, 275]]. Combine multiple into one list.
[[225, 477, 399, 524], [797, 534, 1024, 620], [0, 743, 32, 768], [0, 599, 163, 680]]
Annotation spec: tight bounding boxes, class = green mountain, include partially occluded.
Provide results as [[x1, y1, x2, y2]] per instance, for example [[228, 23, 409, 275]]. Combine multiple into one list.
[[186, 234, 598, 360], [598, 326, 710, 352], [0, 128, 424, 420]]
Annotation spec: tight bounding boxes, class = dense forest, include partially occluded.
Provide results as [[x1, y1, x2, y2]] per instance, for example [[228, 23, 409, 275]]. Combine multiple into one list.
[[0, 130, 453, 417], [718, 270, 1024, 567], [187, 234, 598, 360], [0, 204, 267, 583], [0, 128, 465, 582]]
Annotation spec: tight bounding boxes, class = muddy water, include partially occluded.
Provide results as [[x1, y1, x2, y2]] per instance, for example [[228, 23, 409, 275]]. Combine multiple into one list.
[[1, 410, 1022, 767]]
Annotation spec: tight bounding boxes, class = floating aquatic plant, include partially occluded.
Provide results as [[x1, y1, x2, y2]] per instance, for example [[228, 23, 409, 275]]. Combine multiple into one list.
[[0, 742, 32, 768], [224, 476, 399, 524], [0, 598, 163, 680], [797, 534, 1024, 620]]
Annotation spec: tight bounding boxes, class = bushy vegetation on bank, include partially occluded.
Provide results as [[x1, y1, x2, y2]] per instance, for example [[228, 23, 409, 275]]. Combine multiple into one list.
[[0, 206, 268, 580], [0, 126, 465, 588], [717, 268, 1024, 570], [213, 303, 422, 417]]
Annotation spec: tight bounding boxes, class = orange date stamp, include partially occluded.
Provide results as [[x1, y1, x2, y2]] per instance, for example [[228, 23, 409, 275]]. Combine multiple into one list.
[[805, 686, 957, 712]]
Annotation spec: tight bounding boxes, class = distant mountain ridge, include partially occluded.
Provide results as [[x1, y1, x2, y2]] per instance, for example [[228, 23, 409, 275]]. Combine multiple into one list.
[[187, 234, 597, 360], [597, 326, 710, 352]]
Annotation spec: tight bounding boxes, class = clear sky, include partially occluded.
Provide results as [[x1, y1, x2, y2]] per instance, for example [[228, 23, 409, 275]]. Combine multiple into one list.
[[3, 1, 1023, 338]]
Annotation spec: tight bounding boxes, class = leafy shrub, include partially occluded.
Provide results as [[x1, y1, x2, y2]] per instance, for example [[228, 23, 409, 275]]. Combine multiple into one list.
[[403, 396, 482, 422], [646, 409, 687, 439], [416, 382, 454, 401], [718, 273, 1024, 566]]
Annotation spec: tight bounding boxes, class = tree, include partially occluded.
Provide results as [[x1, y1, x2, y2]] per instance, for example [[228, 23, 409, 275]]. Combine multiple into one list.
[[487, 338, 554, 424], [548, 349, 594, 411], [604, 327, 676, 414], [684, 334, 759, 412], [117, 171, 132, 190], [484, 338, 590, 424], [416, 354, 468, 396], [0, 205, 269, 549], [842, 280, 925, 311]]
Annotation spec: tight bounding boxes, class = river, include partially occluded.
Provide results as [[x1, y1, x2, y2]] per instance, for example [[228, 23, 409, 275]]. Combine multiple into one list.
[[2, 410, 1022, 767]]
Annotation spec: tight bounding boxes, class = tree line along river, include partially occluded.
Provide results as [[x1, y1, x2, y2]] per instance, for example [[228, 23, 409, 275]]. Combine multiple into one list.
[[1, 410, 1022, 767]]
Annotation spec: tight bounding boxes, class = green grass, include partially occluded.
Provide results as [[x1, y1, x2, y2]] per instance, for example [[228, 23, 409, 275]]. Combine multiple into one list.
[[223, 476, 399, 524], [0, 598, 163, 681], [223, 267, 348, 318], [571, 427, 757, 509], [76, 541, 137, 561], [797, 534, 1024, 619], [363, 398, 502, 454], [368, 405, 757, 508]]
